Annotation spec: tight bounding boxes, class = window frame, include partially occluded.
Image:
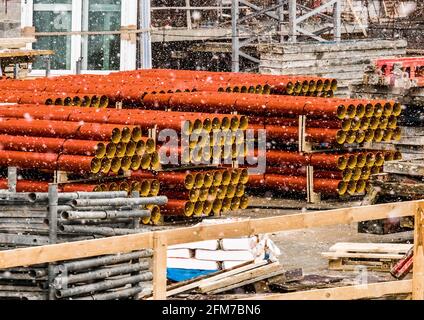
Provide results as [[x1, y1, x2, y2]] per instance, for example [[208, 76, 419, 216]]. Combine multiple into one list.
[[22, 0, 137, 76]]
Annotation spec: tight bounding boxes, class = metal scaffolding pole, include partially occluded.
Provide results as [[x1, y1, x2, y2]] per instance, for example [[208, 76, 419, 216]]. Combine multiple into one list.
[[288, 0, 297, 42], [333, 0, 342, 42], [139, 0, 152, 69], [231, 0, 240, 72]]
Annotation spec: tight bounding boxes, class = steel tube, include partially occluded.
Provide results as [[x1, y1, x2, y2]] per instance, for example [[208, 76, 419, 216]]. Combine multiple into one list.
[[59, 225, 149, 236], [71, 196, 167, 207], [56, 250, 152, 273], [55, 272, 152, 298], [75, 286, 147, 300], [54, 261, 149, 288], [61, 209, 151, 220]]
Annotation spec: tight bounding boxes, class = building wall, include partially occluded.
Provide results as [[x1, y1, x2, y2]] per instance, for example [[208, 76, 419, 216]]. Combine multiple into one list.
[[0, 0, 21, 37]]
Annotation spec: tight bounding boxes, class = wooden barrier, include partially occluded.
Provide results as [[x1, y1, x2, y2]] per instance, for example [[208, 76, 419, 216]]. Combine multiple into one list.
[[0, 200, 422, 300]]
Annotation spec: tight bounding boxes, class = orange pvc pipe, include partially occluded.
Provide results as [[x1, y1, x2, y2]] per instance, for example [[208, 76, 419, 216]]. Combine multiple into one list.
[[257, 174, 344, 195], [0, 179, 51, 192], [62, 184, 102, 192], [0, 135, 66, 153], [0, 119, 80, 138], [0, 150, 58, 170], [57, 154, 101, 174], [161, 200, 194, 217]]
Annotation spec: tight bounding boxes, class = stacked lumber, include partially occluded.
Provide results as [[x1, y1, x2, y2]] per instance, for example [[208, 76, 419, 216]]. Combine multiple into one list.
[[258, 39, 407, 91]]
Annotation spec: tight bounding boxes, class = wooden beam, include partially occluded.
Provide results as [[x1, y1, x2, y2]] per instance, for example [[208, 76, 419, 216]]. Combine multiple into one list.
[[242, 280, 413, 300], [412, 203, 424, 300], [152, 234, 167, 300], [199, 262, 281, 293], [0, 232, 153, 269], [0, 50, 54, 58], [0, 201, 419, 269]]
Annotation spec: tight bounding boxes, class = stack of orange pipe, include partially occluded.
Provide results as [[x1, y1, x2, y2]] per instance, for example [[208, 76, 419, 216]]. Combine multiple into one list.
[[132, 168, 249, 217], [141, 92, 402, 146], [247, 150, 401, 196], [0, 69, 336, 101], [0, 177, 162, 225]]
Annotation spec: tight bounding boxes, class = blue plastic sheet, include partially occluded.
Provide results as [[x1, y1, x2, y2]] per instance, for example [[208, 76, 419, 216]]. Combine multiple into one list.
[[167, 268, 218, 282]]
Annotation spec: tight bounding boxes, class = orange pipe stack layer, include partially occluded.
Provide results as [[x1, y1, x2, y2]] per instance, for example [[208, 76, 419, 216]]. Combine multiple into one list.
[[0, 104, 247, 164], [247, 150, 401, 196], [0, 70, 335, 102], [0, 116, 160, 175], [141, 92, 402, 145], [131, 168, 249, 217], [106, 69, 338, 96]]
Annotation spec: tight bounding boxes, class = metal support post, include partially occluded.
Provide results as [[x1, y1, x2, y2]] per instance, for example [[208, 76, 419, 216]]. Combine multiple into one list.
[[333, 0, 342, 42], [288, 0, 297, 42], [139, 0, 152, 69], [48, 184, 59, 300], [76, 57, 83, 75], [45, 56, 51, 77], [278, 0, 285, 43], [13, 63, 20, 79], [7, 167, 17, 193], [231, 0, 240, 72]]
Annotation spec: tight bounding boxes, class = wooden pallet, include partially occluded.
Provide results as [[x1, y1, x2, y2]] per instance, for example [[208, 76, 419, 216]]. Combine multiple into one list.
[[323, 242, 413, 272]]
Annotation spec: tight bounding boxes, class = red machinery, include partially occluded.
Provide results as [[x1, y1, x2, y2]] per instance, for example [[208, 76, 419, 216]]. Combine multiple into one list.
[[373, 57, 424, 87]]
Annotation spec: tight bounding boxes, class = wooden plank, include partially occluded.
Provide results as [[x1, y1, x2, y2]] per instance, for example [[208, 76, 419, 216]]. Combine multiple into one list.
[[242, 280, 413, 300], [322, 252, 404, 260], [0, 231, 153, 269], [208, 268, 287, 294], [0, 201, 419, 269], [0, 50, 54, 58], [258, 39, 407, 54], [412, 204, 424, 300], [165, 261, 267, 297], [199, 262, 281, 293], [153, 234, 167, 300], [329, 242, 413, 254]]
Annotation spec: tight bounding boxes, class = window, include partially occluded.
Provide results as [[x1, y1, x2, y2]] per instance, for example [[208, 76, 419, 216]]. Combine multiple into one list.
[[32, 0, 72, 70], [82, 0, 122, 71], [23, 0, 137, 74]]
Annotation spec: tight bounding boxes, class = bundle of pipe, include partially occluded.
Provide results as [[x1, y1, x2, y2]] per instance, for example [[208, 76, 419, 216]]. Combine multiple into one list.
[[141, 92, 402, 146], [0, 249, 153, 300], [0, 190, 165, 300], [131, 168, 249, 217], [104, 69, 338, 97], [0, 90, 109, 108], [0, 70, 335, 103], [0, 115, 159, 174], [247, 150, 402, 197], [0, 190, 167, 238], [52, 250, 153, 300], [0, 104, 247, 164], [0, 178, 161, 225]]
